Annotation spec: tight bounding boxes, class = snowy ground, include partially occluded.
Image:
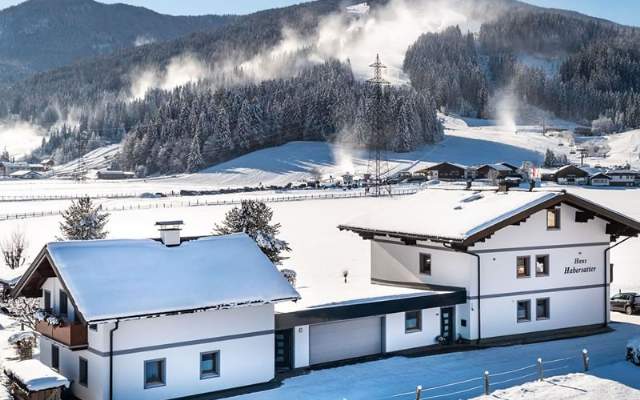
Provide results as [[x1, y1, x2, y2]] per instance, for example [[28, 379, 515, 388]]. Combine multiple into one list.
[[225, 313, 640, 400], [0, 313, 37, 400]]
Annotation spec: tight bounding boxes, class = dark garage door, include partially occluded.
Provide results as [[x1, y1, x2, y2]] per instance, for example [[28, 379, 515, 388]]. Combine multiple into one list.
[[309, 316, 383, 365]]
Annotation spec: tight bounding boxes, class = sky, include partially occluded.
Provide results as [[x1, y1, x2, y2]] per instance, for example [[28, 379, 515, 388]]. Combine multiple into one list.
[[0, 0, 638, 27]]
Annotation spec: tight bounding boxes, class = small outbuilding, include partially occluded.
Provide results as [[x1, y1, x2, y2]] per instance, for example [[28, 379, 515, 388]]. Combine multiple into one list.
[[96, 170, 135, 180], [4, 359, 70, 400]]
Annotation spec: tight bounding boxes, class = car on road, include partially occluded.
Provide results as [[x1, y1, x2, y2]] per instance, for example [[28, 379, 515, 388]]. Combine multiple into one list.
[[610, 292, 639, 315]]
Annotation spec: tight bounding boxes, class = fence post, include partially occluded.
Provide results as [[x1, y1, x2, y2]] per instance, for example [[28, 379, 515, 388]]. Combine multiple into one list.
[[582, 349, 589, 371], [537, 358, 544, 381], [415, 385, 422, 400], [483, 371, 490, 395]]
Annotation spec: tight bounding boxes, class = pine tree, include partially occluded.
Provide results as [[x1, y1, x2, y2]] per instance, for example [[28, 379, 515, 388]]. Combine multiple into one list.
[[214, 200, 290, 264], [58, 197, 109, 240], [186, 133, 205, 173]]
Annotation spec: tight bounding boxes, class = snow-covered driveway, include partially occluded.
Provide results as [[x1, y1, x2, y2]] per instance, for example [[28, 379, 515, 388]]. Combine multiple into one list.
[[231, 315, 640, 400]]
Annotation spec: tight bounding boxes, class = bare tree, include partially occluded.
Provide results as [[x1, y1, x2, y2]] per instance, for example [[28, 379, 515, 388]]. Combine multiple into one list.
[[1, 297, 39, 330], [1, 229, 28, 270]]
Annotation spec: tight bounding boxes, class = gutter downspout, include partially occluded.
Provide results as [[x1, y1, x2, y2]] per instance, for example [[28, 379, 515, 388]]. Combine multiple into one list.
[[109, 320, 120, 400], [603, 236, 632, 327], [445, 244, 481, 343]]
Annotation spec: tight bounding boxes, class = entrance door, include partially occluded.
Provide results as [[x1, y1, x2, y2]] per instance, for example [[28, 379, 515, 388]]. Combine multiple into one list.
[[275, 329, 293, 371], [440, 307, 455, 344]]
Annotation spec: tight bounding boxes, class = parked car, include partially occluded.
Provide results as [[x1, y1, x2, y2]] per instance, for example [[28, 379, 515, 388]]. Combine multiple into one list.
[[627, 337, 640, 365], [610, 292, 639, 315]]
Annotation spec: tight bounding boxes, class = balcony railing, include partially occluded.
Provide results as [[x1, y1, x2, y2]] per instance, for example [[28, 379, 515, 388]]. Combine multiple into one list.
[[35, 319, 88, 349]]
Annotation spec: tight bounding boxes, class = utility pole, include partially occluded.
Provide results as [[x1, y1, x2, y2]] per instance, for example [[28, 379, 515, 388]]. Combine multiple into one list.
[[367, 54, 390, 197]]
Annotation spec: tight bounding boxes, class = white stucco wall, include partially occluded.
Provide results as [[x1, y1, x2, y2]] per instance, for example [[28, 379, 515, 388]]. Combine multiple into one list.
[[106, 305, 276, 400], [368, 203, 614, 342], [41, 277, 77, 322], [384, 309, 440, 352]]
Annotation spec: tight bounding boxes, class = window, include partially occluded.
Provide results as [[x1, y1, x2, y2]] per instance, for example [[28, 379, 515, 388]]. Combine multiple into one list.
[[79, 357, 88, 387], [144, 359, 166, 389], [405, 311, 422, 333], [419, 254, 431, 275], [51, 345, 59, 370], [516, 256, 530, 278], [89, 324, 98, 331], [535, 255, 549, 276], [200, 351, 220, 379], [517, 300, 531, 323], [460, 319, 467, 327], [59, 290, 68, 317], [536, 298, 550, 320], [547, 207, 561, 230], [43, 290, 51, 312]]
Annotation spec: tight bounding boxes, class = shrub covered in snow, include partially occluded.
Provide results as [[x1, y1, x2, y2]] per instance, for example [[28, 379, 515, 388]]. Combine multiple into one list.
[[627, 337, 640, 365]]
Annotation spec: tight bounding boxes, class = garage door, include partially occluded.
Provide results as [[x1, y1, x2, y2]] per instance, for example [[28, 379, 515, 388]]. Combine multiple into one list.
[[309, 316, 382, 365]]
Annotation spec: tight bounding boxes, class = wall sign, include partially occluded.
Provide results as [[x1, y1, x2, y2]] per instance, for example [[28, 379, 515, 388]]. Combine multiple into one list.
[[564, 258, 596, 274]]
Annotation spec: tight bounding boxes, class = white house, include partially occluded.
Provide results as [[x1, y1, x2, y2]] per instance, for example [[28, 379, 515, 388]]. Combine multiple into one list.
[[606, 170, 639, 187], [13, 229, 299, 400], [338, 188, 640, 343]]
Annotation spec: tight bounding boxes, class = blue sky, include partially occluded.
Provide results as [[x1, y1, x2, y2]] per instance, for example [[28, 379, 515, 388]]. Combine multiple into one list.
[[0, 0, 638, 27]]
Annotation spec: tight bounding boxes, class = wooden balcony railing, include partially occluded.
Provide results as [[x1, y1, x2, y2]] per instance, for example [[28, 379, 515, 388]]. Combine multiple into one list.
[[36, 319, 88, 349]]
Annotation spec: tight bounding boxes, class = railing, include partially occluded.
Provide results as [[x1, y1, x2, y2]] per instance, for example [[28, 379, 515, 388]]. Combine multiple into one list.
[[36, 319, 88, 349]]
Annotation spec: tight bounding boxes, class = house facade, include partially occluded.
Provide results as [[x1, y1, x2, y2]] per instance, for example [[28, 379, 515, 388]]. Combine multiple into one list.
[[13, 231, 299, 400], [555, 165, 590, 185], [607, 170, 639, 187], [418, 162, 469, 181], [339, 189, 640, 343]]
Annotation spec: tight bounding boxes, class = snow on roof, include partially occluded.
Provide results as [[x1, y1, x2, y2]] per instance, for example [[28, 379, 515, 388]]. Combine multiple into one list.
[[45, 233, 300, 321], [276, 280, 445, 313], [4, 360, 70, 392], [481, 163, 513, 172], [341, 189, 559, 241]]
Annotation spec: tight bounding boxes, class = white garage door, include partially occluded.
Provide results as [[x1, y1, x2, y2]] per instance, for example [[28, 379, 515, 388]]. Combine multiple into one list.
[[309, 316, 382, 365]]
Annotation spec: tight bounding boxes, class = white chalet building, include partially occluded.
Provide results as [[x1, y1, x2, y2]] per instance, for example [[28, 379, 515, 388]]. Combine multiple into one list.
[[13, 231, 299, 400], [337, 189, 640, 343], [11, 189, 640, 399]]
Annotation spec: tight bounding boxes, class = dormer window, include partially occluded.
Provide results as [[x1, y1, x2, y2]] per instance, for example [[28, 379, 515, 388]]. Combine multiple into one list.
[[547, 207, 561, 230]]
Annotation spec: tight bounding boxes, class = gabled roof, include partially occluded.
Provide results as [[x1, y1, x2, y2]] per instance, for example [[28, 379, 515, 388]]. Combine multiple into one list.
[[339, 189, 640, 248], [423, 162, 468, 171], [478, 163, 513, 172], [13, 233, 300, 322]]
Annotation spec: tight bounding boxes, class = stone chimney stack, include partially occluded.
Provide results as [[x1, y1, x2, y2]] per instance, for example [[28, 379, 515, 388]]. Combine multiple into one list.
[[155, 221, 184, 246]]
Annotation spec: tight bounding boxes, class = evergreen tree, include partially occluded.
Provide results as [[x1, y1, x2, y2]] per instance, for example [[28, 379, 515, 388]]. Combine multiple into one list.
[[186, 134, 205, 173], [58, 197, 109, 240], [214, 200, 290, 264]]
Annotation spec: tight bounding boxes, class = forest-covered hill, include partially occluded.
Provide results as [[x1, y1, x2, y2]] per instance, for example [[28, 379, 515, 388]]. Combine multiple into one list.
[[0, 0, 232, 84], [2, 0, 640, 175]]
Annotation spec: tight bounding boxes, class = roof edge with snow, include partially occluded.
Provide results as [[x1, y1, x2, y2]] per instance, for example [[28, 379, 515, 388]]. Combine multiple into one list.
[[339, 191, 640, 248]]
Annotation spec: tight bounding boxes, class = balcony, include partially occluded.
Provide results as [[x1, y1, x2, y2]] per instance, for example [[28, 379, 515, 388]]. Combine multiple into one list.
[[35, 319, 88, 349]]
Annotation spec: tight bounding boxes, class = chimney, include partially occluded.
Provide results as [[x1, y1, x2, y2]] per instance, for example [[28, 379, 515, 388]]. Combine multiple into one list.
[[155, 220, 184, 246]]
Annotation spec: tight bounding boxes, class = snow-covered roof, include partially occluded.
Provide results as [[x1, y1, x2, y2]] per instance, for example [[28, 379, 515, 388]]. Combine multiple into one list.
[[9, 170, 41, 177], [39, 233, 299, 322], [4, 360, 70, 392], [341, 189, 559, 242], [479, 163, 513, 172]]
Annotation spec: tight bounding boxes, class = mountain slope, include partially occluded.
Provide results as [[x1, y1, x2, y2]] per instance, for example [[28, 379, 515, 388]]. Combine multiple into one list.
[[0, 0, 233, 84]]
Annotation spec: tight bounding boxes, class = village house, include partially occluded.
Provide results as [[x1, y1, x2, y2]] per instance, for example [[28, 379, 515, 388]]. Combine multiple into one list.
[[606, 169, 640, 187], [337, 188, 640, 344], [96, 170, 135, 180], [589, 172, 611, 186], [12, 227, 300, 400], [475, 163, 519, 180], [554, 165, 590, 185], [10, 170, 44, 180], [10, 189, 640, 399], [417, 162, 469, 181]]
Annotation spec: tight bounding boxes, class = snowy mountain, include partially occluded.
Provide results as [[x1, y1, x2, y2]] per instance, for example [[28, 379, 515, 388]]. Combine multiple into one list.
[[0, 0, 232, 84]]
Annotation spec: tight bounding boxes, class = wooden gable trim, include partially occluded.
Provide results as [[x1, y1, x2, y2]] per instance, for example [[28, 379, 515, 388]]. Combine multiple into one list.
[[12, 246, 88, 324]]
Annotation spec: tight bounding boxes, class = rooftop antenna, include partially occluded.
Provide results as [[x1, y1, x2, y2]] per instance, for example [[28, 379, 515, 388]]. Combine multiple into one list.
[[367, 54, 391, 197]]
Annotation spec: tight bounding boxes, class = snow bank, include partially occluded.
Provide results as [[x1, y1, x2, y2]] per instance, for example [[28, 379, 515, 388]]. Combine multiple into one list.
[[45, 233, 300, 321], [4, 360, 69, 392], [472, 372, 640, 400]]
